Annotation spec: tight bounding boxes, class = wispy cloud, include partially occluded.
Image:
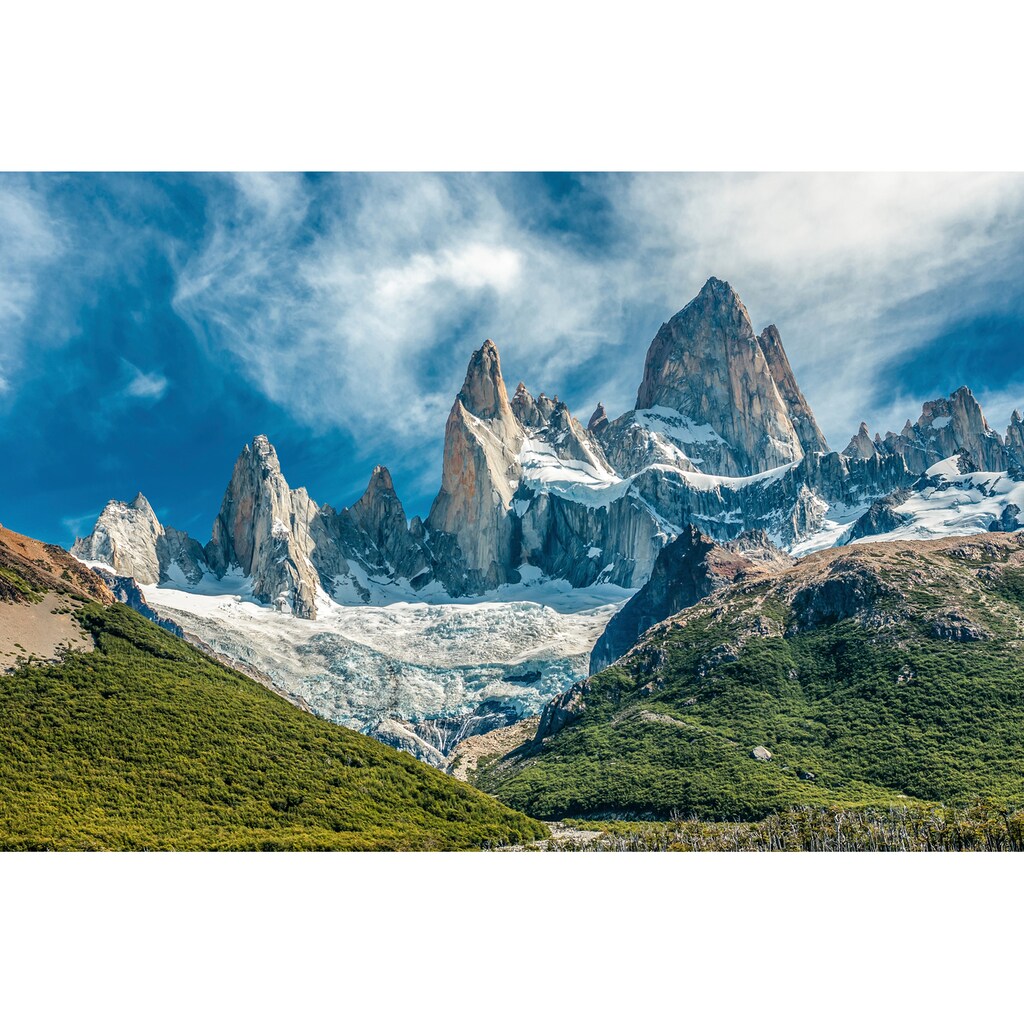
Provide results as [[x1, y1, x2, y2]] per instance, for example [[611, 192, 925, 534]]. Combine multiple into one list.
[[61, 509, 102, 541], [172, 174, 632, 461], [0, 180, 63, 392], [171, 172, 1024, 473], [122, 360, 169, 401], [617, 173, 1024, 443]]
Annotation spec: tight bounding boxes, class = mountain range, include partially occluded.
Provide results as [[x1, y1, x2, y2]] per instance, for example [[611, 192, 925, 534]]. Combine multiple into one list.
[[71, 277, 1024, 762]]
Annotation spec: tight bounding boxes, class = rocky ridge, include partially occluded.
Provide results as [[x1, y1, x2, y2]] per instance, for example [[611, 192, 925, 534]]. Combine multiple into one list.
[[76, 277, 1024, 618], [589, 525, 792, 674]]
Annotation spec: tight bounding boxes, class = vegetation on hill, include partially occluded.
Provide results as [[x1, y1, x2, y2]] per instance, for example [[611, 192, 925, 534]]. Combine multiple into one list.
[[521, 803, 1024, 851], [476, 534, 1024, 821], [0, 602, 545, 851]]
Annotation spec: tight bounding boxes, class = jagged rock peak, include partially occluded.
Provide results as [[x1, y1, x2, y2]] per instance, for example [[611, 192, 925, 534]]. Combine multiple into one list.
[[72, 493, 165, 585], [879, 386, 1007, 474], [843, 422, 879, 461], [634, 276, 805, 475], [1005, 410, 1024, 472], [352, 466, 405, 522], [245, 433, 285, 473], [536, 393, 557, 422], [919, 386, 990, 430], [129, 492, 155, 514], [458, 339, 512, 421], [205, 433, 320, 619], [426, 342, 526, 593], [511, 381, 545, 428], [587, 402, 608, 433], [363, 464, 395, 495], [758, 323, 829, 455]]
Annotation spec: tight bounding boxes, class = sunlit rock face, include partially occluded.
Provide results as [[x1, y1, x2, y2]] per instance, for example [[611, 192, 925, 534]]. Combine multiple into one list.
[[632, 277, 812, 476]]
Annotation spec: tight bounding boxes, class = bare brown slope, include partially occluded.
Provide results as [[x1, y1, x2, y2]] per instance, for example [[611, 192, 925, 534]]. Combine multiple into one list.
[[0, 525, 114, 671], [0, 525, 113, 604]]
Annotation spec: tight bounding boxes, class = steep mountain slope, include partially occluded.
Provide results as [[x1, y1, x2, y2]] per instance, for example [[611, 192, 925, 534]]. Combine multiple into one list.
[[476, 532, 1024, 820], [0, 529, 543, 850], [589, 526, 791, 673]]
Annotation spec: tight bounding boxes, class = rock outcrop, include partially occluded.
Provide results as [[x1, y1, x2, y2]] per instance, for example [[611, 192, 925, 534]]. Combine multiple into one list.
[[342, 466, 431, 583], [877, 387, 1006, 475], [847, 489, 914, 542], [843, 423, 881, 461], [589, 526, 788, 673], [72, 493, 163, 584], [1006, 410, 1024, 475], [72, 493, 206, 587], [758, 323, 829, 456], [89, 566, 186, 637]]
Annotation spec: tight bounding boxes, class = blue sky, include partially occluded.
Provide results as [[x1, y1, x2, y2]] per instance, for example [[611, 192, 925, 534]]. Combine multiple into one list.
[[3, 172, 1024, 548]]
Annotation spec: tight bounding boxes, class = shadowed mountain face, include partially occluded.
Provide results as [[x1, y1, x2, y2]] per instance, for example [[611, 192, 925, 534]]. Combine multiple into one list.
[[589, 526, 792, 674]]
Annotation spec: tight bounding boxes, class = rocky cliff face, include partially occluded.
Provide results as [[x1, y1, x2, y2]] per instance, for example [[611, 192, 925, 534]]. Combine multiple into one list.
[[842, 423, 882, 461], [1006, 410, 1024, 474], [342, 466, 431, 584], [426, 340, 526, 594], [758, 323, 829, 457], [874, 387, 1006, 475], [71, 493, 206, 587]]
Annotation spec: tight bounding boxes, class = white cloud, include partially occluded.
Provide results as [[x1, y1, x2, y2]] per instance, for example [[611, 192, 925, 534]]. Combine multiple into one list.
[[62, 509, 102, 541], [171, 172, 1024, 483], [173, 174, 632, 460], [122, 362, 169, 401]]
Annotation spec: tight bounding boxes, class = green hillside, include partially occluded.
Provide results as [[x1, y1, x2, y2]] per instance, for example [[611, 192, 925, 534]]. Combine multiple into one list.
[[0, 601, 545, 850], [478, 533, 1024, 821]]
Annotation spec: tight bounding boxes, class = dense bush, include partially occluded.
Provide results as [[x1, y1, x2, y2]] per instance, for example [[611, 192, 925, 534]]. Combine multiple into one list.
[[485, 565, 1024, 821], [0, 603, 545, 851]]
